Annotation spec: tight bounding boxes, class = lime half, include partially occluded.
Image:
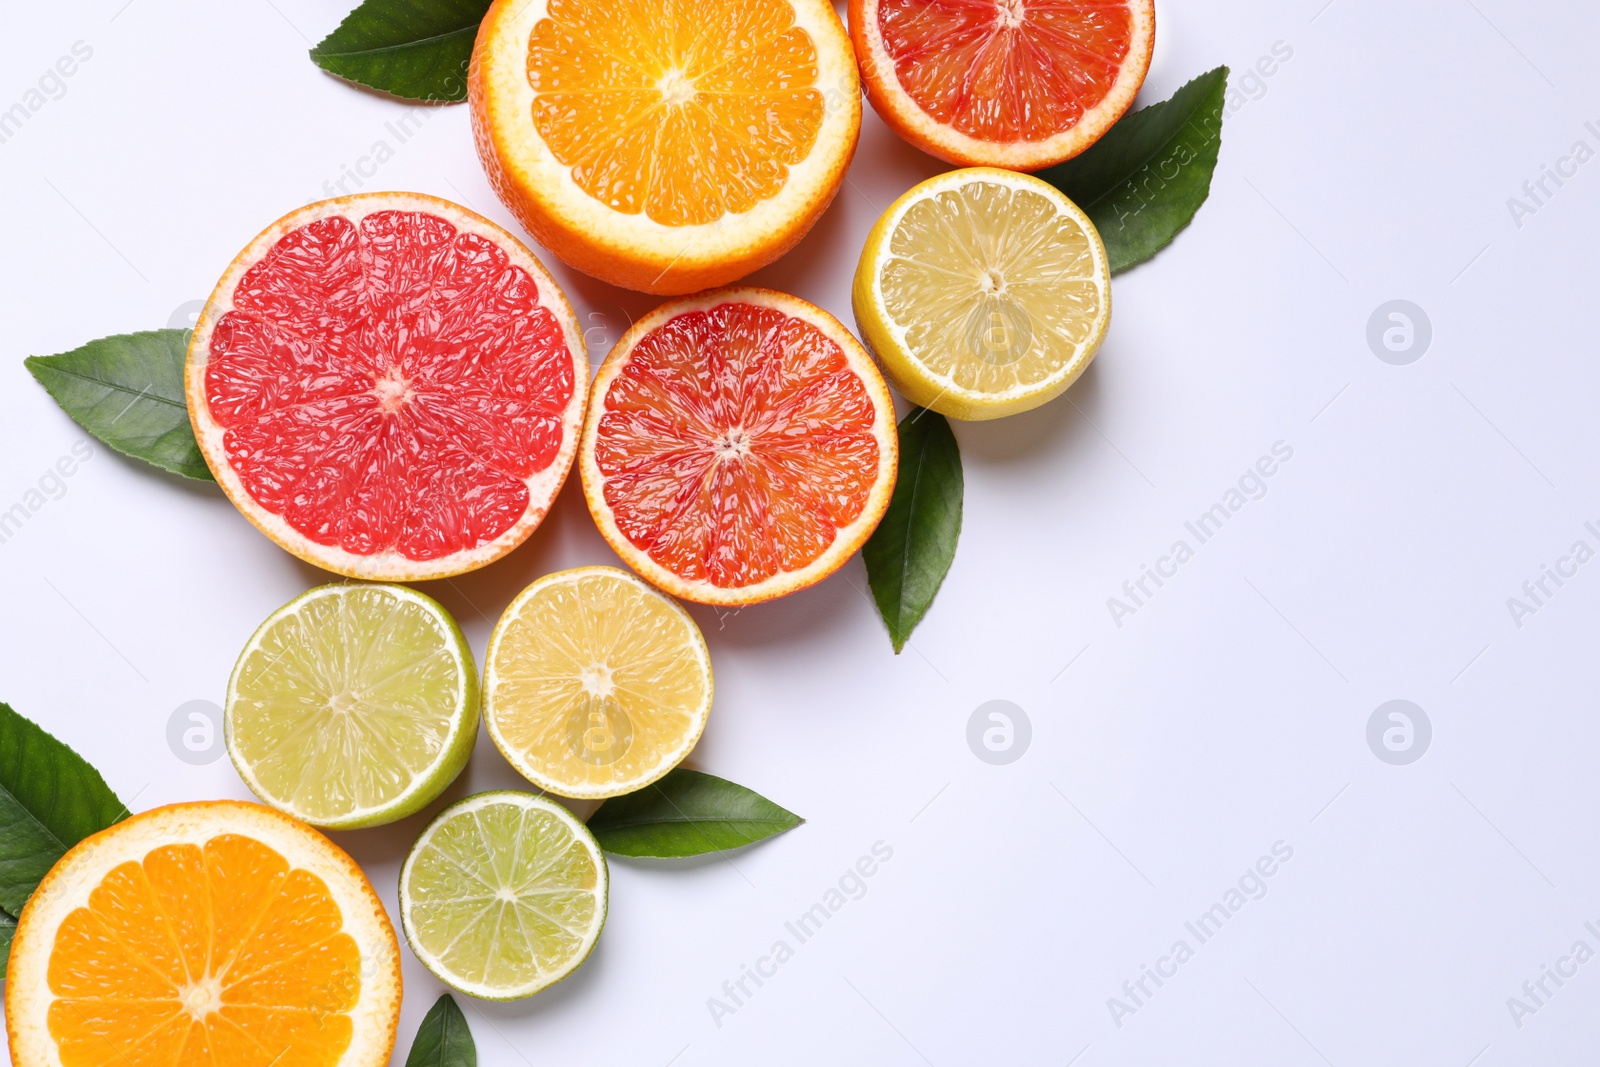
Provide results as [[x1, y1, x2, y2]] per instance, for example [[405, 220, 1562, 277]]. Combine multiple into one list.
[[399, 791, 607, 1000], [225, 583, 478, 829]]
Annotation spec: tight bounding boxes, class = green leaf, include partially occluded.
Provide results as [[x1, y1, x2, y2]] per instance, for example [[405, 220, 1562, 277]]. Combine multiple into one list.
[[26, 330, 212, 481], [310, 0, 492, 103], [1038, 66, 1229, 273], [0, 907, 16, 981], [587, 769, 803, 858], [0, 703, 128, 917], [863, 408, 963, 653], [405, 994, 476, 1067]]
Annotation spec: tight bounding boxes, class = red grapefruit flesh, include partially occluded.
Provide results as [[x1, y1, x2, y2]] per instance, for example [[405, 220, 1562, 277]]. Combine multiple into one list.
[[580, 288, 898, 606], [186, 193, 588, 580], [851, 0, 1155, 170]]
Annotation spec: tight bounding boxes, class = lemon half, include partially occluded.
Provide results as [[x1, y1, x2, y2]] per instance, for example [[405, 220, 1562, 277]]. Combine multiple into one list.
[[484, 566, 712, 799], [853, 167, 1111, 421]]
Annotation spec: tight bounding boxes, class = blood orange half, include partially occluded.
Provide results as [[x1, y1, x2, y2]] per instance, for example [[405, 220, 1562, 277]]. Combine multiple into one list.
[[580, 289, 897, 606], [850, 0, 1155, 170], [186, 193, 588, 581]]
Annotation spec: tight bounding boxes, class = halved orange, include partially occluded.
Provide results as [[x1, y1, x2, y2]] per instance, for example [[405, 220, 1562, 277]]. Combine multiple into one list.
[[186, 192, 588, 582], [850, 0, 1155, 170], [6, 801, 401, 1067], [580, 288, 897, 605], [469, 0, 861, 294]]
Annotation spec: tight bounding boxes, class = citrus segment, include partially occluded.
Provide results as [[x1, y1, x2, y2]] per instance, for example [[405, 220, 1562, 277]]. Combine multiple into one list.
[[851, 0, 1155, 169], [186, 192, 588, 581], [528, 1, 824, 226], [6, 802, 401, 1067], [226, 584, 479, 829], [399, 792, 607, 1000], [469, 0, 861, 293], [485, 567, 712, 799], [854, 168, 1111, 421], [580, 288, 898, 604]]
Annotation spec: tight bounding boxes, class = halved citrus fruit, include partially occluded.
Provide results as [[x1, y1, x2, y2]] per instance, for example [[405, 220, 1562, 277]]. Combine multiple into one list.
[[485, 566, 712, 799], [186, 192, 588, 582], [5, 801, 401, 1067], [226, 584, 479, 830], [399, 792, 606, 1000], [469, 0, 861, 294], [580, 288, 897, 605], [850, 0, 1155, 170], [854, 167, 1110, 420]]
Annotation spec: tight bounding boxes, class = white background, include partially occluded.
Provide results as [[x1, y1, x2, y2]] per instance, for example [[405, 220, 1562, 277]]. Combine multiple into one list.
[[3, 0, 1599, 1063]]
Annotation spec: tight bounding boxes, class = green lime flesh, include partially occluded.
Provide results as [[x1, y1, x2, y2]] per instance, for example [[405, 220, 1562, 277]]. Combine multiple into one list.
[[226, 583, 478, 830]]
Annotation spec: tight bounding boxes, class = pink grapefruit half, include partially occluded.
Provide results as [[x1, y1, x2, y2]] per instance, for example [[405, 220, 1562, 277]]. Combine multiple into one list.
[[186, 192, 588, 581]]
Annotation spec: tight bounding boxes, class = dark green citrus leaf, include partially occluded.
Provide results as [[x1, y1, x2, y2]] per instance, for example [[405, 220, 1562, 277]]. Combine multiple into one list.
[[588, 769, 803, 858], [0, 907, 16, 981], [863, 408, 963, 653], [0, 702, 128, 917], [310, 0, 492, 103], [25, 330, 211, 481], [1039, 66, 1229, 273], [404, 993, 476, 1067]]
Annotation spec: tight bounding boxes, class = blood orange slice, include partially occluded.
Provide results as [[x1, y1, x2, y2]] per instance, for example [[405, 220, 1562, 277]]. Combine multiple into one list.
[[186, 192, 587, 581], [850, 0, 1155, 170], [580, 289, 897, 605]]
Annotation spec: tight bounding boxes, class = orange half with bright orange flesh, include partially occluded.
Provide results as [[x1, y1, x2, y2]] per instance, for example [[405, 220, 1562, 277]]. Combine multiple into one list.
[[580, 288, 897, 605], [851, 0, 1155, 170], [469, 0, 861, 294], [6, 802, 401, 1067]]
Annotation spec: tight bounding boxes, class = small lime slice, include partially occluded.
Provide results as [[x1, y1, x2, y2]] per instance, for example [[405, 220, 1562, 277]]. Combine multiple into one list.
[[225, 583, 478, 830], [399, 791, 608, 1000]]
